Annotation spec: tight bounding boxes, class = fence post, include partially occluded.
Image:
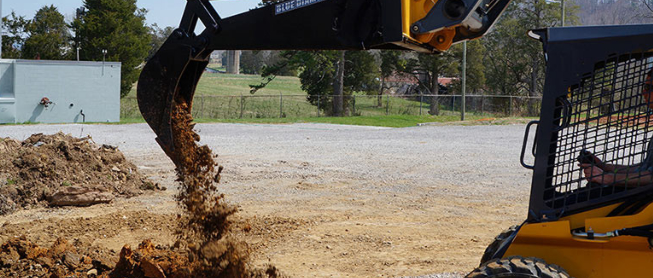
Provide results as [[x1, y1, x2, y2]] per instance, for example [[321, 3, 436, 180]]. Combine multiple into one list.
[[509, 96, 513, 117], [420, 94, 423, 116], [199, 96, 204, 119], [280, 92, 283, 118], [353, 95, 356, 116], [386, 94, 389, 115], [317, 95, 320, 117], [240, 94, 244, 119], [481, 96, 485, 115], [452, 96, 455, 112]]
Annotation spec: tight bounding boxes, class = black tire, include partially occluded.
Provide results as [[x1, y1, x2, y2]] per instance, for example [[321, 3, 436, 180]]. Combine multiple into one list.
[[466, 256, 571, 278], [479, 225, 519, 266]]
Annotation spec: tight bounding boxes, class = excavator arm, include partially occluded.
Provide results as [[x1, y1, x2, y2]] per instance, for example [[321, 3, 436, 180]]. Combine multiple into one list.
[[137, 0, 510, 157]]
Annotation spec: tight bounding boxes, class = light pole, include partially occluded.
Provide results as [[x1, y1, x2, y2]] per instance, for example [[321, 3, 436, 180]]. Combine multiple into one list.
[[102, 49, 107, 76], [561, 0, 565, 26], [461, 41, 467, 121]]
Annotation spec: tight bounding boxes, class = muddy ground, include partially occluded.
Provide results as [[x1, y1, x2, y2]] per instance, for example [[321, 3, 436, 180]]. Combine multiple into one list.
[[0, 123, 533, 278]]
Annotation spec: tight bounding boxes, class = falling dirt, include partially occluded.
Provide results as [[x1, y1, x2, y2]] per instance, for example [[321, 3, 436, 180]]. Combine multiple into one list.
[[0, 132, 159, 215], [165, 97, 281, 278]]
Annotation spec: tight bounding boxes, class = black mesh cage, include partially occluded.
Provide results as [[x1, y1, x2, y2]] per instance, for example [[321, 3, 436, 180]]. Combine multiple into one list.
[[544, 53, 653, 212]]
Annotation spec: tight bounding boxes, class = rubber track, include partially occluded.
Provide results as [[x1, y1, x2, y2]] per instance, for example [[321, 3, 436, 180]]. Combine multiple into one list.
[[466, 256, 571, 278]]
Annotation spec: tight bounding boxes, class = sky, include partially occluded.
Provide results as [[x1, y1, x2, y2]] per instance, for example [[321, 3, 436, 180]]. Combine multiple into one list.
[[2, 0, 261, 28]]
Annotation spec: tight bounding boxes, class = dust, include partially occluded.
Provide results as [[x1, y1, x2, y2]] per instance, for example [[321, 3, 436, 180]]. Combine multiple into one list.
[[0, 132, 159, 215]]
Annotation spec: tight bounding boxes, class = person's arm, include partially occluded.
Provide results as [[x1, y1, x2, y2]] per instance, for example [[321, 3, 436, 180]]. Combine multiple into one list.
[[580, 164, 653, 186], [600, 163, 642, 173], [583, 152, 642, 173]]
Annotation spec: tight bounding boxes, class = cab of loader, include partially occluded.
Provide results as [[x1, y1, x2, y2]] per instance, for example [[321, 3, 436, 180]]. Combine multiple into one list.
[[468, 25, 653, 278]]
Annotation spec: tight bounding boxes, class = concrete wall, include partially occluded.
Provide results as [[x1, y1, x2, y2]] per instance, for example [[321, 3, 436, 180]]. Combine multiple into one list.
[[0, 59, 121, 124], [0, 62, 15, 123]]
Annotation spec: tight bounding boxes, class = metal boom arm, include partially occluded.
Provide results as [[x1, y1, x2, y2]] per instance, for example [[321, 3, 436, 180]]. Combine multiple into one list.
[[137, 0, 510, 157]]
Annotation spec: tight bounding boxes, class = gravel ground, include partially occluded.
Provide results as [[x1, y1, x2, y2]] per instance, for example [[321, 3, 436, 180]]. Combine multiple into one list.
[[0, 122, 535, 277], [0, 122, 534, 196]]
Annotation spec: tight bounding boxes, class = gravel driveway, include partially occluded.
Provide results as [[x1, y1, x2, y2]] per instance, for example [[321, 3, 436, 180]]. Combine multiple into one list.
[[0, 122, 535, 278]]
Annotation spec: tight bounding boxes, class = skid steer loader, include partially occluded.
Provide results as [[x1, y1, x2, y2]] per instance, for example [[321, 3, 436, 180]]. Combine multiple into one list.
[[466, 26, 653, 278], [137, 0, 653, 277]]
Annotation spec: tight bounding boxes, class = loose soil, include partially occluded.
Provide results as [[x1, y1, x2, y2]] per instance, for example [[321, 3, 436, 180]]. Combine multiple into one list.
[[163, 97, 279, 277], [0, 101, 280, 278], [0, 123, 532, 278], [0, 132, 157, 215]]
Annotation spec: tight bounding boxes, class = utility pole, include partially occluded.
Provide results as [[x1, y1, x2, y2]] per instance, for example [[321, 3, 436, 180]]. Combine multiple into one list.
[[561, 0, 565, 26], [461, 41, 467, 121]]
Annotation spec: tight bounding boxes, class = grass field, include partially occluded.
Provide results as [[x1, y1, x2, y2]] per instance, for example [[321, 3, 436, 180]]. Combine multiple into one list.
[[123, 72, 527, 127], [119, 115, 533, 128]]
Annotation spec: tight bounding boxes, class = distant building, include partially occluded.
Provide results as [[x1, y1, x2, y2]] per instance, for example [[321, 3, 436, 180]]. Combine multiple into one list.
[[0, 59, 121, 124], [384, 72, 456, 95]]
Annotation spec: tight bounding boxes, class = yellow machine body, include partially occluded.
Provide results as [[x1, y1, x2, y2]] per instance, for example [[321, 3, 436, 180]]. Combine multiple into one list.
[[400, 0, 457, 52], [504, 202, 653, 277]]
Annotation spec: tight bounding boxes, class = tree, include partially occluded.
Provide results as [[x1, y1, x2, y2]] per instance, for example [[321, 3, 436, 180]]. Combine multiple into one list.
[[378, 50, 401, 106], [240, 50, 297, 75], [449, 40, 486, 94], [74, 0, 150, 98], [302, 50, 378, 116], [397, 51, 459, 115], [252, 50, 379, 116], [576, 0, 653, 25], [240, 51, 266, 74], [2, 12, 30, 59], [483, 0, 577, 97], [22, 5, 71, 60], [147, 24, 174, 62]]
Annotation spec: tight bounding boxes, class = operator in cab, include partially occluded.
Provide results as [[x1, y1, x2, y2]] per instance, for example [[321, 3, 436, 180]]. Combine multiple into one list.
[[579, 69, 653, 186]]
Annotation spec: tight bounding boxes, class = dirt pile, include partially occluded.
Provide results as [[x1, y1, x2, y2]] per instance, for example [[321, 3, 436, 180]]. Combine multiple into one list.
[[0, 132, 159, 215], [0, 97, 281, 277]]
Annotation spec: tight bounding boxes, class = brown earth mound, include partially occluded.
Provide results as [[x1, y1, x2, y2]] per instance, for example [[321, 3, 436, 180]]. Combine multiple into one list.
[[0, 98, 283, 278], [0, 132, 159, 215], [0, 94, 282, 277]]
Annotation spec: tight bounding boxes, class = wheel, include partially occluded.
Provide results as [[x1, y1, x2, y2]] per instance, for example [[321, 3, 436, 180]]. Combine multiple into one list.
[[479, 225, 519, 265], [466, 256, 570, 278]]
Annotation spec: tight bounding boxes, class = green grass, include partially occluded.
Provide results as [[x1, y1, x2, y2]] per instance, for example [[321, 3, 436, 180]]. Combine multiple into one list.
[[201, 115, 449, 127], [126, 72, 303, 97], [123, 72, 528, 126], [120, 115, 526, 128]]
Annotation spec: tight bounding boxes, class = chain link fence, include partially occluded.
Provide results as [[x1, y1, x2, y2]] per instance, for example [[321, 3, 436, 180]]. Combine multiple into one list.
[[121, 94, 542, 119]]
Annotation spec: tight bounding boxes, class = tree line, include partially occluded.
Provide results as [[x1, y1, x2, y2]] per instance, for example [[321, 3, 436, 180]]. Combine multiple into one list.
[[3, 0, 652, 114], [2, 0, 151, 98], [243, 0, 653, 116]]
